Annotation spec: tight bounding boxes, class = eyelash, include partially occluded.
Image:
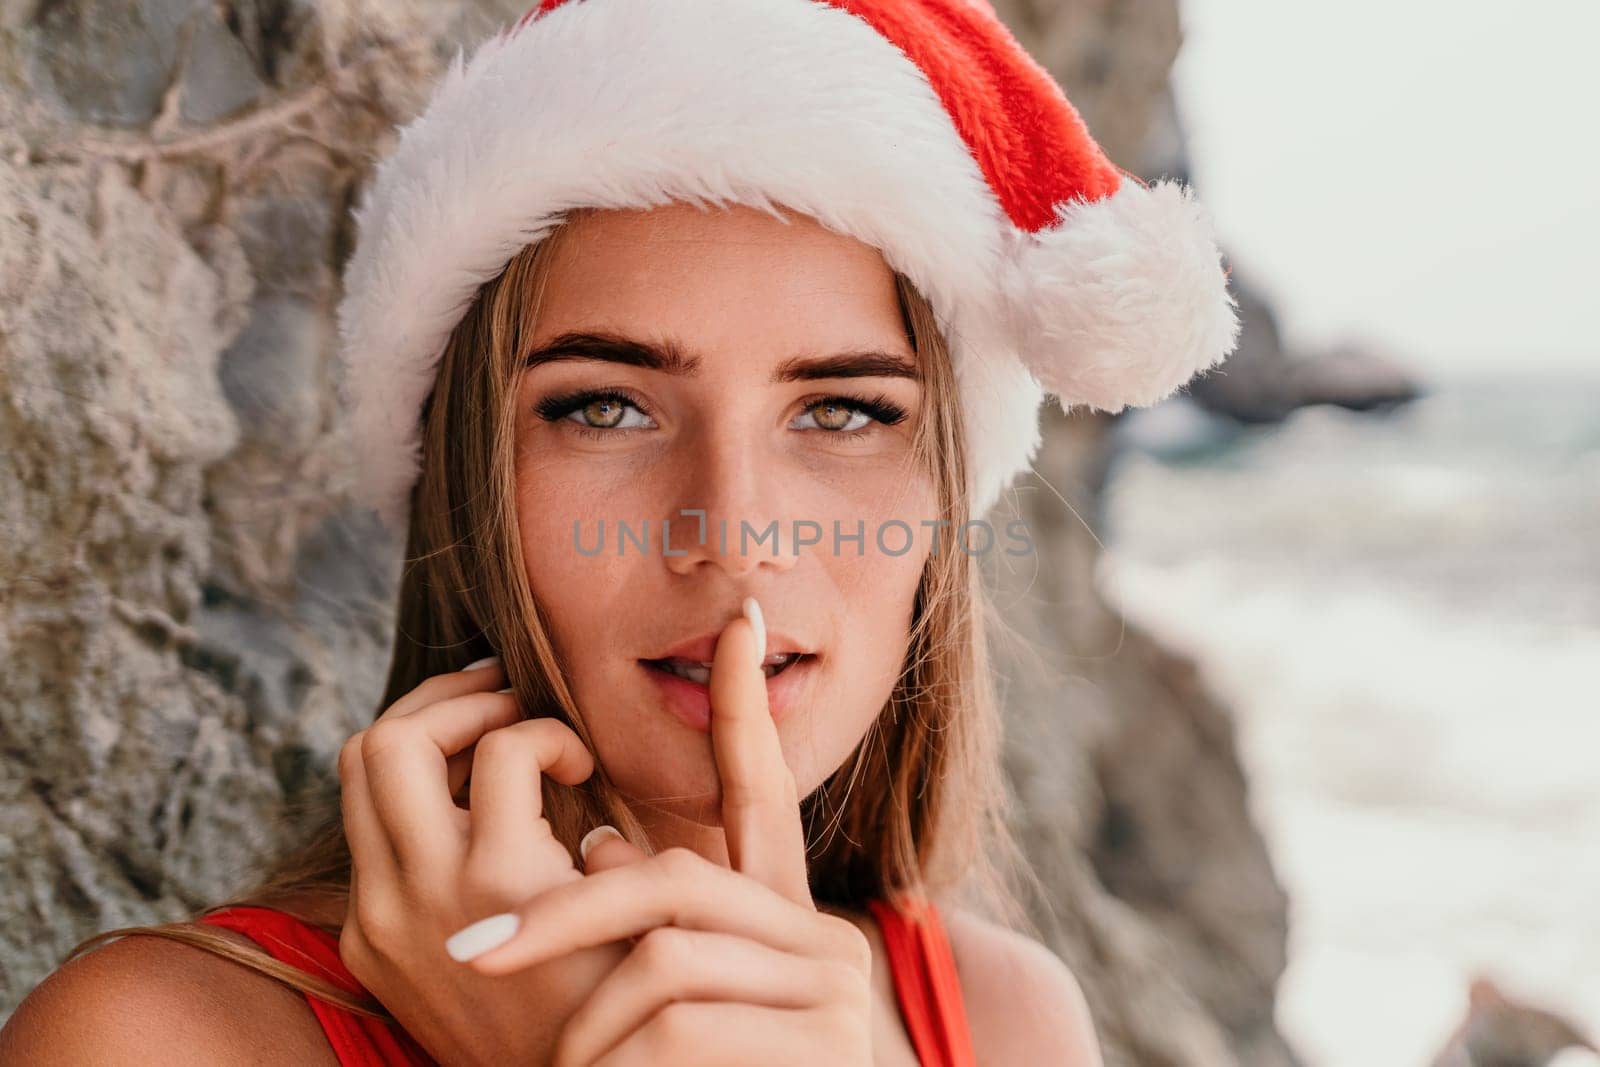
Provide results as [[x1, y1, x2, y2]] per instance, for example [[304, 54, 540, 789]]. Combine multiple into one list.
[[533, 389, 909, 442], [533, 388, 654, 440]]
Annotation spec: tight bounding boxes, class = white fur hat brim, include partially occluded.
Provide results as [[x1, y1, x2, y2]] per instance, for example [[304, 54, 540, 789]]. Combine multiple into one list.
[[336, 0, 1238, 531]]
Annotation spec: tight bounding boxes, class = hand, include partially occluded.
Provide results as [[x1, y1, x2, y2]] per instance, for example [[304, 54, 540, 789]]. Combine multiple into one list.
[[336, 658, 648, 1066], [454, 601, 875, 1066]]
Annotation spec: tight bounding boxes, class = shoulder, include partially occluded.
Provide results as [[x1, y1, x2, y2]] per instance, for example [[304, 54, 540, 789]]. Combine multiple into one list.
[[940, 905, 1103, 1067], [0, 926, 339, 1065]]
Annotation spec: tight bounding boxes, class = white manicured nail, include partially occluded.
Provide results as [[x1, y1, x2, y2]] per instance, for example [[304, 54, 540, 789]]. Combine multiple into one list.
[[579, 824, 621, 863], [463, 656, 500, 671], [742, 596, 765, 655], [445, 912, 519, 962]]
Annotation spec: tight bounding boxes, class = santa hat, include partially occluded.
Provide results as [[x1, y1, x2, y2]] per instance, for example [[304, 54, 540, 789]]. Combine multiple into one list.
[[336, 0, 1240, 531]]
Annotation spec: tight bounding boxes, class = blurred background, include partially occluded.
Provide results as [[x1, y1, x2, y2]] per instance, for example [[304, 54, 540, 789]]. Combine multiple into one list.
[[0, 2, 1594, 1065], [1098, 2, 1599, 1064]]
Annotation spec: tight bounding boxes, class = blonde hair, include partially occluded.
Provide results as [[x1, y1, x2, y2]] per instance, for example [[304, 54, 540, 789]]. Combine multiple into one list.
[[61, 208, 1035, 1022]]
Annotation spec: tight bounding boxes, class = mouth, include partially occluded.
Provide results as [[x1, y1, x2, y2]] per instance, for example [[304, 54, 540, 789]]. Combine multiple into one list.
[[640, 652, 812, 685], [638, 652, 819, 731]]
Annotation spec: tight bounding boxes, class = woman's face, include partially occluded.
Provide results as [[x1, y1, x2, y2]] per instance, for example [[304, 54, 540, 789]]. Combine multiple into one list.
[[511, 202, 937, 828]]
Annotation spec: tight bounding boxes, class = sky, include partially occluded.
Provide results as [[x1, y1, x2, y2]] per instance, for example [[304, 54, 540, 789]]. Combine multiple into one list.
[[1170, 0, 1600, 382]]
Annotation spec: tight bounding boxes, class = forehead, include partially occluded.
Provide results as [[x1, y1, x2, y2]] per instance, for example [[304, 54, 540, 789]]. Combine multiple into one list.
[[530, 203, 912, 361]]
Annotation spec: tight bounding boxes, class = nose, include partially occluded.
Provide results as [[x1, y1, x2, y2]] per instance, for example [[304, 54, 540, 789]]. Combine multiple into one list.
[[662, 428, 800, 579]]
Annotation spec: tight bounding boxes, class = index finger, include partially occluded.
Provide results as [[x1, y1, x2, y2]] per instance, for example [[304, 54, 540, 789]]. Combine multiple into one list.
[[708, 597, 813, 907]]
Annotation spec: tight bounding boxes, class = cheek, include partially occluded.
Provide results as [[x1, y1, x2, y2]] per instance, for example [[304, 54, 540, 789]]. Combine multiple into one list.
[[824, 459, 940, 571], [805, 477, 939, 705], [512, 458, 640, 658]]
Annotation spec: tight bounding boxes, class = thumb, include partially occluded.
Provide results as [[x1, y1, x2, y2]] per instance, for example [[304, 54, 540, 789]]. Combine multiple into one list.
[[577, 824, 648, 874]]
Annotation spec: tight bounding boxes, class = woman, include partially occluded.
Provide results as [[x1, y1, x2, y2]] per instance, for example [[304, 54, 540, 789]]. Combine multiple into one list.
[[0, 0, 1237, 1063]]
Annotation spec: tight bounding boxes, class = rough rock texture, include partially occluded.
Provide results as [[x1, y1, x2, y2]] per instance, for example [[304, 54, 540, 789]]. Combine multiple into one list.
[[0, 0, 514, 1004], [0, 3, 1296, 1063]]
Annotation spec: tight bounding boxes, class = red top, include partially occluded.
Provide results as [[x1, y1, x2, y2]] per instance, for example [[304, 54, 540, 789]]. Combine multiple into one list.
[[198, 898, 975, 1065], [198, 907, 434, 1065]]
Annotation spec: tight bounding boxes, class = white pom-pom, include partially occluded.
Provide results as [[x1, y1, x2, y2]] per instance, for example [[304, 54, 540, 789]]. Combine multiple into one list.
[[999, 178, 1242, 414]]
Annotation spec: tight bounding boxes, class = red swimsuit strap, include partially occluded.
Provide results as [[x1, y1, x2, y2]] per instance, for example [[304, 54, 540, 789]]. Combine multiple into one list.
[[197, 906, 436, 1066], [866, 896, 978, 1067]]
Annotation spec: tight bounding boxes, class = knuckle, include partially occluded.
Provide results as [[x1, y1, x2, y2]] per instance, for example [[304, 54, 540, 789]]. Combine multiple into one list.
[[821, 958, 870, 1000], [722, 769, 798, 812], [459, 854, 528, 905], [718, 779, 767, 811], [348, 895, 403, 952], [648, 1001, 697, 1052], [337, 732, 366, 778], [403, 673, 450, 708], [549, 1028, 581, 1067], [542, 715, 582, 742], [634, 925, 691, 973], [337, 924, 374, 982], [654, 846, 705, 886], [469, 726, 514, 764], [824, 916, 873, 974], [361, 719, 413, 761], [823, 1001, 872, 1050]]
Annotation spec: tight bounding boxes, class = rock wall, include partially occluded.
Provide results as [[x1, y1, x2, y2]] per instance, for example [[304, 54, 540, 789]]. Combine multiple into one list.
[[0, 0, 503, 1002], [0, 2, 1295, 1063]]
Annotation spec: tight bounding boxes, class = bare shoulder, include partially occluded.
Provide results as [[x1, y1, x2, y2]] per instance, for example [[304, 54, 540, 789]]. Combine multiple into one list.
[[940, 905, 1104, 1067], [0, 926, 339, 1065]]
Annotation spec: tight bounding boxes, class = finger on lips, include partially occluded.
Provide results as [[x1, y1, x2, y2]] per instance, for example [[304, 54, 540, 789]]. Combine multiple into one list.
[[442, 601, 823, 970], [711, 597, 814, 908]]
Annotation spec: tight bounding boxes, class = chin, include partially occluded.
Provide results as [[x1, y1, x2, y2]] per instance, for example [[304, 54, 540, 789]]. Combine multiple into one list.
[[609, 752, 835, 827], [609, 753, 725, 817]]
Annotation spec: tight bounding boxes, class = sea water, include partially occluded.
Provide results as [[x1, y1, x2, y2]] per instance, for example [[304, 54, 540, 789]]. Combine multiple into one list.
[[1096, 378, 1600, 1067]]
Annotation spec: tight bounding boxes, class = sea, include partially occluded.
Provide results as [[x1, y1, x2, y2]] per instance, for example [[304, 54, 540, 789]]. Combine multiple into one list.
[[1094, 376, 1600, 1067]]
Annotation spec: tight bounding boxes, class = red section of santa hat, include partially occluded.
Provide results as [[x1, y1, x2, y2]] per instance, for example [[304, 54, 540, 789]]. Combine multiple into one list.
[[530, 0, 1127, 231]]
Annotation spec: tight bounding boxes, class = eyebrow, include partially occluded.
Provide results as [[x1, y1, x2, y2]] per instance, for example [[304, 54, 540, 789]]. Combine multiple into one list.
[[523, 331, 921, 383]]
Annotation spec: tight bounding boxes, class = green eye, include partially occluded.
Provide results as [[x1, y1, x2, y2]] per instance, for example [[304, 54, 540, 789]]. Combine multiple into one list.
[[791, 395, 909, 435], [535, 390, 656, 433], [575, 397, 627, 428], [800, 400, 871, 433]]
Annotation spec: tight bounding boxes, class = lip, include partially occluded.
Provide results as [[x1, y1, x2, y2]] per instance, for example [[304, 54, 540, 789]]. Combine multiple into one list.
[[640, 654, 818, 732], [645, 628, 813, 664]]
